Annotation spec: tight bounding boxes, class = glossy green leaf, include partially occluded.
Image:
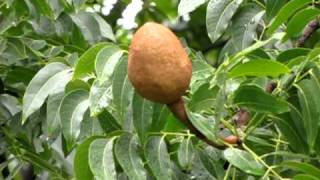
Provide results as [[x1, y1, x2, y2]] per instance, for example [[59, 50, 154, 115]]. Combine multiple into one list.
[[95, 45, 123, 79], [115, 133, 146, 180], [73, 42, 109, 79], [229, 59, 290, 78], [79, 111, 104, 139], [132, 92, 153, 143], [144, 136, 172, 180], [233, 85, 289, 113], [30, 0, 54, 18], [65, 79, 90, 93], [22, 62, 72, 123], [266, 0, 287, 21], [198, 147, 224, 179], [224, 148, 265, 176], [178, 0, 207, 16], [296, 74, 320, 151], [74, 136, 101, 180], [283, 161, 320, 178], [277, 48, 310, 63], [89, 138, 117, 180], [285, 8, 320, 40], [151, 103, 171, 132], [112, 56, 133, 123], [267, 0, 312, 34], [231, 4, 264, 51], [293, 174, 319, 180], [60, 90, 89, 151], [206, 0, 243, 43]]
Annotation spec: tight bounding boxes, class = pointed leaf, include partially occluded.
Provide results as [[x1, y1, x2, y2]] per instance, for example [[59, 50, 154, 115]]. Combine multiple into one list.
[[74, 136, 101, 180], [229, 59, 290, 78], [112, 56, 133, 122], [95, 45, 123, 79], [89, 138, 117, 180], [267, 0, 312, 34], [22, 62, 72, 123], [285, 8, 320, 40], [144, 136, 172, 180], [178, 138, 195, 170], [60, 90, 89, 150], [224, 148, 265, 176], [234, 85, 289, 113], [115, 133, 146, 180], [283, 161, 320, 178], [206, 0, 243, 43], [132, 92, 154, 143], [73, 42, 110, 79]]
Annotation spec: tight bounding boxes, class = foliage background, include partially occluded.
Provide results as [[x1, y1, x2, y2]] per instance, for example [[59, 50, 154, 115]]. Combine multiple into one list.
[[0, 0, 320, 179]]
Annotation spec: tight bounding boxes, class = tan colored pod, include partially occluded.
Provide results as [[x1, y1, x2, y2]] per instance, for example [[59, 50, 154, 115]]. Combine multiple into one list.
[[128, 22, 192, 104]]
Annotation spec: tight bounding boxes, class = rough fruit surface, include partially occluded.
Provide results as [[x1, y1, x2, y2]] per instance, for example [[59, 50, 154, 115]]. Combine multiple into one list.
[[128, 22, 192, 104]]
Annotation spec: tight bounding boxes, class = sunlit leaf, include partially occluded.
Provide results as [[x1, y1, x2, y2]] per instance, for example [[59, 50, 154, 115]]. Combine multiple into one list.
[[224, 148, 265, 176]]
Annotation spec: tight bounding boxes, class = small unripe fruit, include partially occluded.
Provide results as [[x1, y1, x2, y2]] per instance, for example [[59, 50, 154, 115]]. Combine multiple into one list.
[[128, 22, 192, 104]]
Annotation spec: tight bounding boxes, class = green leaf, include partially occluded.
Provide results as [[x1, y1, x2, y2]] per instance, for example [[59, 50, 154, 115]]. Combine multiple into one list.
[[277, 48, 310, 63], [186, 108, 219, 142], [79, 111, 104, 139], [266, 0, 287, 21], [198, 147, 225, 179], [112, 56, 133, 123], [46, 92, 64, 138], [132, 92, 154, 143], [95, 45, 123, 79], [89, 138, 117, 180], [144, 136, 172, 180], [189, 83, 219, 111], [178, 138, 195, 170], [267, 0, 312, 34], [115, 133, 146, 180], [293, 174, 319, 180], [73, 42, 109, 79], [22, 62, 72, 123], [90, 13, 115, 42], [74, 136, 101, 180], [65, 79, 90, 93], [273, 115, 308, 154], [178, 0, 207, 16], [229, 59, 290, 78], [89, 78, 112, 116], [223, 148, 265, 176], [283, 161, 320, 178], [151, 103, 171, 132], [30, 0, 54, 18], [285, 8, 320, 40], [60, 90, 89, 151], [233, 85, 289, 114], [295, 75, 320, 151], [230, 4, 264, 51], [206, 0, 243, 43]]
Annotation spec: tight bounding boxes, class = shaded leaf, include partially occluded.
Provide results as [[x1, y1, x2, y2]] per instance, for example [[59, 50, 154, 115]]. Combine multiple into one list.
[[233, 85, 289, 113], [145, 136, 172, 180], [115, 133, 146, 180]]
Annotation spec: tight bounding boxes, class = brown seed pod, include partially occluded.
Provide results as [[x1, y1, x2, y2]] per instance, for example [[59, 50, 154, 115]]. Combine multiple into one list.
[[128, 22, 192, 104]]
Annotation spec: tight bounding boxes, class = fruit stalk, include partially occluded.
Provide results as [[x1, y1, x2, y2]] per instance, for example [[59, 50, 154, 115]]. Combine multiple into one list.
[[167, 97, 226, 149]]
